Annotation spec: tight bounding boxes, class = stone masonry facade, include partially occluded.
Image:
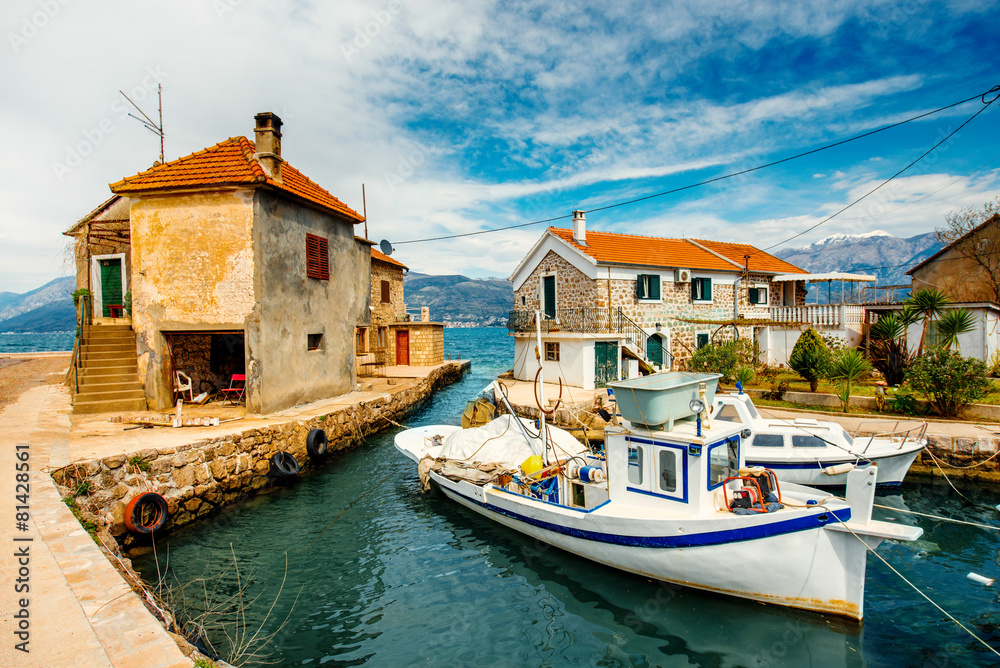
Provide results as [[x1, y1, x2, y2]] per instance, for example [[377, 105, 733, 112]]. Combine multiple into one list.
[[371, 257, 405, 327], [514, 251, 805, 366]]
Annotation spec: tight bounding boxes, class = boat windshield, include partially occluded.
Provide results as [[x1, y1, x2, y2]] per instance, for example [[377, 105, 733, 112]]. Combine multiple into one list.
[[840, 426, 854, 445], [715, 403, 743, 423], [743, 400, 760, 420], [708, 438, 740, 488]]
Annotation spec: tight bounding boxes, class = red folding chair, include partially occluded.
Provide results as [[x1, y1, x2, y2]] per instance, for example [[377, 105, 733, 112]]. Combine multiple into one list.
[[221, 374, 246, 405]]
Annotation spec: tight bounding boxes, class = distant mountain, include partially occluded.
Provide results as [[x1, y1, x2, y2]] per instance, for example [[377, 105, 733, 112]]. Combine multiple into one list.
[[0, 277, 77, 332], [774, 230, 941, 290], [404, 272, 513, 325]]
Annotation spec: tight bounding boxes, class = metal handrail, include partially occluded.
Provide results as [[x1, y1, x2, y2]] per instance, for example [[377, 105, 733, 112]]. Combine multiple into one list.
[[68, 294, 91, 395], [851, 420, 928, 453]]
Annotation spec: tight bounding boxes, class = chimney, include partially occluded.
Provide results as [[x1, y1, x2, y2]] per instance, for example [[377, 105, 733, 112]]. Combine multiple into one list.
[[572, 210, 586, 245], [253, 112, 283, 183]]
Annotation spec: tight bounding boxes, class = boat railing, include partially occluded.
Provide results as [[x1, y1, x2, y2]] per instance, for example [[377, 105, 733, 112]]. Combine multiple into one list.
[[851, 420, 928, 453]]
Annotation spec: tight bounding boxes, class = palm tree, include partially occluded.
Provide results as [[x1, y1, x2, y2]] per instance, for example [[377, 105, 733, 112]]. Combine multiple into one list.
[[827, 348, 872, 412], [868, 312, 913, 385], [904, 289, 951, 356], [934, 308, 977, 351]]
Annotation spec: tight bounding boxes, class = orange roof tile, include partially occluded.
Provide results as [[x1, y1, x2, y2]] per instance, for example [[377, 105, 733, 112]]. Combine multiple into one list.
[[691, 239, 806, 274], [549, 228, 805, 274], [371, 247, 408, 269], [550, 228, 736, 271], [109, 137, 363, 222]]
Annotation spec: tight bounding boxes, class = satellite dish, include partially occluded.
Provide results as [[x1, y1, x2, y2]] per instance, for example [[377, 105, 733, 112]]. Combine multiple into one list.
[[379, 239, 393, 255]]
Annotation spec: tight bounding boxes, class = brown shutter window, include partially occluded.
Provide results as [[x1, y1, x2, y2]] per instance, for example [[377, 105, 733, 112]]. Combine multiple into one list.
[[306, 233, 330, 280], [381, 280, 390, 303]]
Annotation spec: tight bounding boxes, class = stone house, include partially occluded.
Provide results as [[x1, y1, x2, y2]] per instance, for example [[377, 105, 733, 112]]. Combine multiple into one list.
[[66, 112, 373, 413], [364, 249, 444, 367], [507, 212, 809, 389], [908, 213, 1000, 304]]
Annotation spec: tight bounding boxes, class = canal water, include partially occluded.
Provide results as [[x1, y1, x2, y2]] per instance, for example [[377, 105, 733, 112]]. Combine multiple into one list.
[[133, 327, 1000, 667]]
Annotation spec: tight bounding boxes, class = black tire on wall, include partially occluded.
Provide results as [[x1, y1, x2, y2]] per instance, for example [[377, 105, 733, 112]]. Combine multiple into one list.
[[307, 428, 329, 458], [270, 452, 301, 479]]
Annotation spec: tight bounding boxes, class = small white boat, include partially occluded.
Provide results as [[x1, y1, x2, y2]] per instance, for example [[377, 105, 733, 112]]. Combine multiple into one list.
[[395, 377, 922, 620], [711, 391, 926, 489]]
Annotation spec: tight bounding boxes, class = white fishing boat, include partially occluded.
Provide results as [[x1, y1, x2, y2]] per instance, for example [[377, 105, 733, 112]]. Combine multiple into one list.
[[709, 390, 926, 489], [395, 371, 922, 620]]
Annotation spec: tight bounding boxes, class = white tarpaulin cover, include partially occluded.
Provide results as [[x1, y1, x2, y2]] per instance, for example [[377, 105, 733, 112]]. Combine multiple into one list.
[[438, 414, 588, 469]]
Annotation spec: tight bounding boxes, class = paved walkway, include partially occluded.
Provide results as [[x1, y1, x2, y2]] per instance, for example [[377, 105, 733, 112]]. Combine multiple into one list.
[[0, 384, 190, 668]]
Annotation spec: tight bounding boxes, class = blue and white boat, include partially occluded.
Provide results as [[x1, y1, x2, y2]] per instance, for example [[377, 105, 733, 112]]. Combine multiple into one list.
[[394, 375, 922, 620], [711, 391, 926, 489]]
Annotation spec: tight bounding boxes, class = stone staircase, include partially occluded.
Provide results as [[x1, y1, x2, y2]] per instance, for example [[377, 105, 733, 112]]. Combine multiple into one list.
[[72, 324, 146, 414]]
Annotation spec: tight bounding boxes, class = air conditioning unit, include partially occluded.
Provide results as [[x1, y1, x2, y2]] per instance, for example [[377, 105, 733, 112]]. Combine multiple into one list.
[[675, 269, 691, 283]]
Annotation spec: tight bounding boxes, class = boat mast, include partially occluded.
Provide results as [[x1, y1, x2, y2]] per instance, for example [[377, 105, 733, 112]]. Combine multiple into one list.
[[535, 310, 549, 465]]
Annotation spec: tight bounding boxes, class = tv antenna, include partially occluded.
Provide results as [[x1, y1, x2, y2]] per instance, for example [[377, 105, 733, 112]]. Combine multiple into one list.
[[120, 84, 164, 163]]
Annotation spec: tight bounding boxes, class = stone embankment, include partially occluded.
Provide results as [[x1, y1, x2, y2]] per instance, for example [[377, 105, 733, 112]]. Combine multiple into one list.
[[52, 362, 468, 551]]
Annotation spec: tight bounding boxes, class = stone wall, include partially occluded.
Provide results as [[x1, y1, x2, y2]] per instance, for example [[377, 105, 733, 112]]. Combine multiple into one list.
[[512, 254, 800, 366], [388, 323, 443, 366], [371, 258, 405, 327], [52, 362, 469, 552]]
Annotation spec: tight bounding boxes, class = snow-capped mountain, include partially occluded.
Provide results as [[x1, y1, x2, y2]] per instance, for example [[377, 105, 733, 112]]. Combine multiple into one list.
[[773, 231, 941, 286]]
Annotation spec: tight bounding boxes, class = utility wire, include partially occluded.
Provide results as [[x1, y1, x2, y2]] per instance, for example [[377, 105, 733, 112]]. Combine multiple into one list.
[[392, 85, 998, 246], [763, 87, 999, 251]]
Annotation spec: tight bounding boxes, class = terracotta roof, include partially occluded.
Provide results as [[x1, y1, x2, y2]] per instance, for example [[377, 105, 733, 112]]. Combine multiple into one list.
[[690, 239, 807, 274], [549, 227, 803, 273], [371, 247, 407, 269], [109, 137, 363, 222]]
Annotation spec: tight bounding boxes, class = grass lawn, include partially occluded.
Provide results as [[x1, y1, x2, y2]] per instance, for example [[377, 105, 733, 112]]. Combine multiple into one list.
[[734, 372, 1000, 406]]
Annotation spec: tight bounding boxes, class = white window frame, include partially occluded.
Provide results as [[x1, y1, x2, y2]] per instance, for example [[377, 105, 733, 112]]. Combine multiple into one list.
[[691, 276, 713, 303], [90, 252, 128, 319]]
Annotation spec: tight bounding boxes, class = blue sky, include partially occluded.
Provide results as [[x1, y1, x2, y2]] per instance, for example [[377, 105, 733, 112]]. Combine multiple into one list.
[[1, 0, 998, 292]]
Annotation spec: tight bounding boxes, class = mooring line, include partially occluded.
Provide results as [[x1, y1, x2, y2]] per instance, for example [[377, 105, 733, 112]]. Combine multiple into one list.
[[830, 510, 1000, 658], [872, 503, 1000, 532]]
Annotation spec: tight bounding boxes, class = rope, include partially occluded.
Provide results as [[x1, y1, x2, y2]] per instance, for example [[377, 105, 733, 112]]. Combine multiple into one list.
[[922, 447, 976, 503], [922, 447, 1000, 470], [871, 503, 1000, 532], [829, 509, 1000, 658]]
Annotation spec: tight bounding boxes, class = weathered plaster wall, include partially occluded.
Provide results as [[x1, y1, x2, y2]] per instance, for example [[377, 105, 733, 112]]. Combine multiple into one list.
[[911, 217, 1000, 303], [252, 190, 369, 413], [129, 190, 256, 408]]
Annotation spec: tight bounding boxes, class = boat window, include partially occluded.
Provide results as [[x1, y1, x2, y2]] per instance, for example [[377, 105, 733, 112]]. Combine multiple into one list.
[[715, 403, 743, 423], [753, 434, 785, 448], [743, 401, 760, 420], [658, 450, 677, 492], [708, 438, 739, 489], [792, 434, 827, 448], [840, 426, 854, 445], [627, 445, 644, 485]]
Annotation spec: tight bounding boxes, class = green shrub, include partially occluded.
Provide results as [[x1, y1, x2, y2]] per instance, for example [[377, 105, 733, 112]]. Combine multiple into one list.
[[758, 365, 789, 400], [827, 348, 872, 412], [889, 384, 923, 416], [868, 312, 913, 386], [70, 287, 91, 307], [789, 329, 829, 392], [733, 365, 755, 388], [906, 347, 991, 417], [988, 349, 1000, 378], [690, 341, 739, 383], [127, 455, 151, 472]]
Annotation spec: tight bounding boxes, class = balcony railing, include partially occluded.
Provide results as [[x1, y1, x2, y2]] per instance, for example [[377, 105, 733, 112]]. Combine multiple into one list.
[[768, 304, 865, 327], [507, 308, 670, 363]]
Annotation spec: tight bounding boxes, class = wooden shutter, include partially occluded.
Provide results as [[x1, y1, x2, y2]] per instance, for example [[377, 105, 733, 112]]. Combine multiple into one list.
[[306, 234, 329, 280], [381, 280, 390, 303], [650, 275, 660, 300]]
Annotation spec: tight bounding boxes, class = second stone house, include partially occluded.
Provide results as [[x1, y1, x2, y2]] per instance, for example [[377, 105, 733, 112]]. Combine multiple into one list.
[[507, 212, 808, 389]]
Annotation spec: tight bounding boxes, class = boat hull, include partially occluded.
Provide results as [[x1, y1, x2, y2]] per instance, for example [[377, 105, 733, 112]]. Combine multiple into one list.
[[433, 474, 871, 619], [746, 446, 922, 489]]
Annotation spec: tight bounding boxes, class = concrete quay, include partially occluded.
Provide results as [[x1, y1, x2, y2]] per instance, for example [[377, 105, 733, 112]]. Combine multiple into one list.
[[1, 359, 469, 666]]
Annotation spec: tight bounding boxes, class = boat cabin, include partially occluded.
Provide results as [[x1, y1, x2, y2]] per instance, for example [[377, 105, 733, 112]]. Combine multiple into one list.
[[604, 420, 744, 514]]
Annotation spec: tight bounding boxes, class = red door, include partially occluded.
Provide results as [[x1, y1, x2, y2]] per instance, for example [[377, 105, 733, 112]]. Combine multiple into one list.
[[396, 329, 410, 365]]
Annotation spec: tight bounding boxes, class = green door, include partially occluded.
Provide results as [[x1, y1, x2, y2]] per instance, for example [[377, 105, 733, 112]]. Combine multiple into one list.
[[595, 341, 619, 388], [646, 335, 663, 366], [542, 275, 556, 320], [99, 259, 122, 317]]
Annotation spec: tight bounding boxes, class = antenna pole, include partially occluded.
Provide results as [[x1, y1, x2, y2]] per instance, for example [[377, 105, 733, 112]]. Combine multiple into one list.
[[362, 183, 368, 239], [157, 84, 164, 163]]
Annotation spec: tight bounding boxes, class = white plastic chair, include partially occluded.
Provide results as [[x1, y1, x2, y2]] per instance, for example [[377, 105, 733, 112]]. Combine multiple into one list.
[[174, 371, 194, 402]]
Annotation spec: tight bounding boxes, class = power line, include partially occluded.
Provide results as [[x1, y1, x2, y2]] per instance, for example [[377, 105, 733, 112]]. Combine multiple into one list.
[[391, 84, 999, 246], [762, 86, 999, 251]]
